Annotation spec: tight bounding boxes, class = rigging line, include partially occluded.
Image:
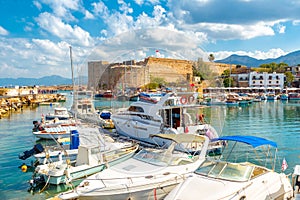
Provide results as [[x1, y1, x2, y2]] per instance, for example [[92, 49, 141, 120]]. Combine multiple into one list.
[[39, 175, 51, 193]]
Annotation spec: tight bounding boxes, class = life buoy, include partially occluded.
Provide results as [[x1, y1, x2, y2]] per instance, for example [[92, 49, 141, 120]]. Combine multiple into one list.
[[188, 95, 195, 103], [180, 96, 187, 104]]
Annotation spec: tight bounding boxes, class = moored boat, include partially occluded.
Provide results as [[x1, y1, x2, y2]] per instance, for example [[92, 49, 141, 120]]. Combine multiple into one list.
[[288, 92, 300, 100], [31, 142, 138, 185], [58, 133, 210, 200], [45, 107, 72, 121], [165, 135, 293, 200], [111, 92, 220, 147]]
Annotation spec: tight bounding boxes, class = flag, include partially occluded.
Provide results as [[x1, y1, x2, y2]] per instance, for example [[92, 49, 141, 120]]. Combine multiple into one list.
[[281, 158, 288, 171], [205, 129, 214, 140]]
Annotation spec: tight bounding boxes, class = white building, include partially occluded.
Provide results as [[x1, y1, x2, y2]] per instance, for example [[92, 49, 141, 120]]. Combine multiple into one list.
[[248, 71, 285, 90]]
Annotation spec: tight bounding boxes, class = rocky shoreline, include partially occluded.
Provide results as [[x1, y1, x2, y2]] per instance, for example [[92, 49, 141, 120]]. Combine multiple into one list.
[[0, 93, 67, 118]]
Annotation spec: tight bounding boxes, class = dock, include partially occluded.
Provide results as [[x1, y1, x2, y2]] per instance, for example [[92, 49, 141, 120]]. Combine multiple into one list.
[[0, 93, 67, 119]]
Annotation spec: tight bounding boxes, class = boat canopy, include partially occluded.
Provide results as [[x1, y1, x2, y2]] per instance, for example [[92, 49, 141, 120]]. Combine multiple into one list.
[[293, 165, 300, 176], [211, 135, 277, 148], [150, 134, 206, 143]]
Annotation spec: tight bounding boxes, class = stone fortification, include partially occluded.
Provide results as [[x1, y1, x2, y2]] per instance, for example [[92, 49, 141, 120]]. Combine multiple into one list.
[[87, 57, 238, 91], [145, 57, 193, 83]]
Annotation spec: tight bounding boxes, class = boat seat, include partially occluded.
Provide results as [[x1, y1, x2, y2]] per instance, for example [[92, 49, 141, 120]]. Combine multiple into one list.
[[171, 157, 193, 165]]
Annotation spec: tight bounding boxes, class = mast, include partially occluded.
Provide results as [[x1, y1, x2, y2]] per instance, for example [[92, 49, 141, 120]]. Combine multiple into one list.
[[69, 46, 75, 91], [69, 46, 76, 114]]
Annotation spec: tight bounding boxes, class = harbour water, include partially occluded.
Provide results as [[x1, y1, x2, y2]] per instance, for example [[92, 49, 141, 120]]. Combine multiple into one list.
[[0, 95, 300, 199]]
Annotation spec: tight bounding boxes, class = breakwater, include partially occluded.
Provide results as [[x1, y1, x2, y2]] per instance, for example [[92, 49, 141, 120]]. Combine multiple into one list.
[[0, 93, 66, 118]]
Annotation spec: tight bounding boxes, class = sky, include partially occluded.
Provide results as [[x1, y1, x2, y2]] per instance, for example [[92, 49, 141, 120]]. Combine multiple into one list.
[[1, 0, 300, 78]]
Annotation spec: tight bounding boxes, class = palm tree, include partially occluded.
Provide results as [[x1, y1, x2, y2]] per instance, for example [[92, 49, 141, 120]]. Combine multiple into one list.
[[208, 54, 215, 62]]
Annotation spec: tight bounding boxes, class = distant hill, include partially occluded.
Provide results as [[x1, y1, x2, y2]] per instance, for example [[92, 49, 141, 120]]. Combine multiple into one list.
[[0, 75, 87, 87], [215, 50, 300, 67]]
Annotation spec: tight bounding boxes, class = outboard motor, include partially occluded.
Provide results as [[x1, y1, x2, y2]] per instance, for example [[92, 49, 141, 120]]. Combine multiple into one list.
[[28, 175, 45, 192], [32, 120, 44, 132], [19, 144, 44, 160]]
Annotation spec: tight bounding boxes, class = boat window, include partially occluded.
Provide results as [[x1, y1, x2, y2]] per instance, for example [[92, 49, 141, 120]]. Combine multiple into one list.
[[128, 106, 144, 113], [134, 149, 168, 166], [133, 149, 193, 167], [195, 160, 253, 182]]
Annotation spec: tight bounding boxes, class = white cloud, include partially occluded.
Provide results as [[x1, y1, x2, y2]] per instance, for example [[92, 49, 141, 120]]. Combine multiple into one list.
[[212, 48, 287, 60], [118, 0, 133, 14], [36, 12, 93, 46], [134, 0, 160, 6], [84, 10, 94, 19], [0, 26, 9, 35], [0, 37, 90, 78], [33, 1, 42, 10], [277, 24, 286, 34], [40, 0, 82, 21]]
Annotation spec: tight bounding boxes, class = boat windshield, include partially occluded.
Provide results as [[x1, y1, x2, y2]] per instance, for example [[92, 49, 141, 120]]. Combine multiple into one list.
[[134, 149, 194, 167], [195, 160, 254, 182]]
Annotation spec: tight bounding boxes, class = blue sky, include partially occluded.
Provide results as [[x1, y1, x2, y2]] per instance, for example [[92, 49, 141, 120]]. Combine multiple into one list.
[[1, 0, 300, 78]]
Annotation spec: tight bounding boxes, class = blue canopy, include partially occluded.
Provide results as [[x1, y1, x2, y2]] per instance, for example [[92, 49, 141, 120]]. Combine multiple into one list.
[[211, 135, 277, 148]]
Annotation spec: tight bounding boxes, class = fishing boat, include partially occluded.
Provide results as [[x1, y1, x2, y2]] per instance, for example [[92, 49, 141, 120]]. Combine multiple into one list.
[[32, 123, 77, 140], [69, 90, 106, 126], [288, 92, 300, 100], [165, 135, 294, 200], [45, 107, 72, 121], [58, 134, 209, 200], [266, 92, 278, 101], [31, 142, 138, 185], [111, 92, 219, 147]]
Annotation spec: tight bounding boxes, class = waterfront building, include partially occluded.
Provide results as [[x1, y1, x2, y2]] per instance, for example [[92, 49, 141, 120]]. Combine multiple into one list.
[[248, 71, 285, 91]]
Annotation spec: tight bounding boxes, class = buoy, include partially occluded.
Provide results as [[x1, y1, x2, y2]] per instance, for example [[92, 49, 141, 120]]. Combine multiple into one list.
[[21, 164, 28, 172], [180, 96, 187, 104]]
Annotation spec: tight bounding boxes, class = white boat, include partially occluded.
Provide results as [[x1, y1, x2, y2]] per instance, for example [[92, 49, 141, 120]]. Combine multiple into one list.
[[165, 135, 294, 200], [32, 124, 77, 140], [32, 143, 138, 185], [30, 125, 139, 186], [292, 165, 300, 199], [58, 133, 210, 200], [45, 107, 72, 121], [111, 92, 219, 147], [69, 90, 105, 126], [33, 148, 78, 165]]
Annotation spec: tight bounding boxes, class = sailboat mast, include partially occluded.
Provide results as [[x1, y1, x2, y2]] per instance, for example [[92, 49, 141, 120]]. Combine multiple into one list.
[[69, 46, 75, 90]]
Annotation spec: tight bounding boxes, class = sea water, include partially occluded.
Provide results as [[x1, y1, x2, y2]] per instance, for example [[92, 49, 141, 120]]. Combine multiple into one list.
[[0, 96, 299, 199]]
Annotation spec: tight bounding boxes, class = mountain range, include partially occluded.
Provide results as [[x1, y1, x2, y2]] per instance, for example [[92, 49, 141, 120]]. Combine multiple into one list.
[[215, 50, 300, 67], [0, 75, 88, 87], [1, 50, 300, 86]]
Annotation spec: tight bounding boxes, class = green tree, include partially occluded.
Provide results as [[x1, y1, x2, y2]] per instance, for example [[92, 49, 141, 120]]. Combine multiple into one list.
[[223, 77, 234, 87], [221, 69, 230, 77], [284, 71, 294, 86]]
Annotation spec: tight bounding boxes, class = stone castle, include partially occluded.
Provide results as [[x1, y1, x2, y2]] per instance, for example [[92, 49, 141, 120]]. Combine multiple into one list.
[[88, 57, 233, 91]]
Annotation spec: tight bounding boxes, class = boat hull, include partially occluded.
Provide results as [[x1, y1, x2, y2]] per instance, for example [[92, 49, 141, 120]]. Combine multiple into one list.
[[71, 182, 178, 200], [36, 144, 138, 185]]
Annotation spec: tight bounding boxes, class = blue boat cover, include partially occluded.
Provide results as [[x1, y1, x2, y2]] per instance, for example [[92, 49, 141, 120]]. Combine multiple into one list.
[[211, 135, 277, 148]]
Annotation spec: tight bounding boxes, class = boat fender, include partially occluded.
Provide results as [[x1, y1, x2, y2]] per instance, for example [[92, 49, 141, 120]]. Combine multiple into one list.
[[188, 95, 195, 103], [21, 164, 28, 172], [65, 166, 72, 184], [180, 96, 187, 104], [43, 152, 50, 165]]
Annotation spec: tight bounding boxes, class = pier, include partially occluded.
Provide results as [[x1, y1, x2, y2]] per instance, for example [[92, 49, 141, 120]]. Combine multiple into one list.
[[0, 86, 70, 118]]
